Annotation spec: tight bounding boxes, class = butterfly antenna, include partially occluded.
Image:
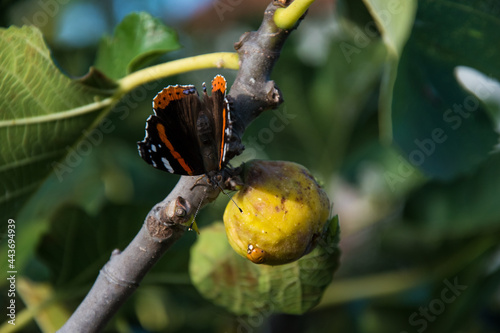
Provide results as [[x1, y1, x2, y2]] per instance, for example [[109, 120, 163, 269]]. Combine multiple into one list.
[[217, 184, 243, 213], [189, 192, 206, 234]]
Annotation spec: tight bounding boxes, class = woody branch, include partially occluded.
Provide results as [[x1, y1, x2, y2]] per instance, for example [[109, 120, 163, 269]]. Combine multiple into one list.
[[58, 1, 305, 332]]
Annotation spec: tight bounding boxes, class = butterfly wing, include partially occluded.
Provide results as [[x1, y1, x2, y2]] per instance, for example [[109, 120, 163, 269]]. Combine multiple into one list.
[[138, 85, 206, 175], [205, 75, 232, 171]]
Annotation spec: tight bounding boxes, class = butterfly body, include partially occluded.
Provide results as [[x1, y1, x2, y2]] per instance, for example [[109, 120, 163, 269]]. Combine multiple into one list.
[[138, 75, 232, 179]]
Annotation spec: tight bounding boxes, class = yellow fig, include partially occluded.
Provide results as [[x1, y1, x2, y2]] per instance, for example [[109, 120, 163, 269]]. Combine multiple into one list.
[[223, 160, 330, 265]]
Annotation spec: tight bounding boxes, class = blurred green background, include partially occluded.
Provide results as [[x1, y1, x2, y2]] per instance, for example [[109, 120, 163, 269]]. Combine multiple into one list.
[[1, 0, 500, 332]]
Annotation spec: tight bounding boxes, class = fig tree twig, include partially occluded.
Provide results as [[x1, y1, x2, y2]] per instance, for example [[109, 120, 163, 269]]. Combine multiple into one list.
[[58, 1, 308, 331]]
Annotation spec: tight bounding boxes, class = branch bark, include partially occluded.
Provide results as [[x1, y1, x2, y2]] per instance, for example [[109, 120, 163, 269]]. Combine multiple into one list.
[[58, 1, 305, 332]]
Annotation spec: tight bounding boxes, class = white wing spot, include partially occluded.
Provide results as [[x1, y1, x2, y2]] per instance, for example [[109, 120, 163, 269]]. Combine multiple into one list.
[[222, 144, 229, 162], [161, 157, 174, 173], [151, 145, 157, 152]]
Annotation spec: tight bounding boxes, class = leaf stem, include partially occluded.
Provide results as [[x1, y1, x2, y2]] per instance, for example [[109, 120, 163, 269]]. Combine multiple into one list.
[[117, 52, 239, 95], [274, 0, 316, 29], [0, 97, 114, 127]]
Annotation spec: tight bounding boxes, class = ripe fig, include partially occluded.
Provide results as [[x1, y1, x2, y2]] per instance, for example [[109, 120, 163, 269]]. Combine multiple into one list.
[[223, 160, 330, 265]]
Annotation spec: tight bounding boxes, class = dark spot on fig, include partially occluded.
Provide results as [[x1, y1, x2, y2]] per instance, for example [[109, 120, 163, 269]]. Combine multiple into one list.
[[241, 185, 251, 195], [300, 168, 314, 181]]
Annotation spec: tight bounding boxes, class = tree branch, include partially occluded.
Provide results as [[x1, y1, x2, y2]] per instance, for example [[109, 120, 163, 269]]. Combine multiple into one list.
[[58, 1, 308, 331]]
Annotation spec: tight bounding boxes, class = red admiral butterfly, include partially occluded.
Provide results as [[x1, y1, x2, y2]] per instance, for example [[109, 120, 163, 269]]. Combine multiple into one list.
[[138, 75, 232, 182]]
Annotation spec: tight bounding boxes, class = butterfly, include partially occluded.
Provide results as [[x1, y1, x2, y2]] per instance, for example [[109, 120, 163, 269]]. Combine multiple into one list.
[[138, 75, 232, 183]]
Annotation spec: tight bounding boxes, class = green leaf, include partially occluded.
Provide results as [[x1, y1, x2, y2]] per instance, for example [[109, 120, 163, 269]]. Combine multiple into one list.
[[36, 204, 145, 288], [16, 279, 71, 332], [391, 0, 500, 180], [189, 217, 340, 316], [359, 0, 417, 140], [403, 153, 500, 240], [94, 12, 181, 80], [362, 0, 417, 57], [0, 26, 112, 222]]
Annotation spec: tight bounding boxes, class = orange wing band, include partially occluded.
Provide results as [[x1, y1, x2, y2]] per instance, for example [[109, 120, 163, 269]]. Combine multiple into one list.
[[156, 123, 194, 175]]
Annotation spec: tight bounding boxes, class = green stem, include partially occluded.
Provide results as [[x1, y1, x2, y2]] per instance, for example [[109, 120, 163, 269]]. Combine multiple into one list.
[[317, 235, 499, 307], [317, 267, 428, 307], [274, 0, 316, 29], [0, 307, 32, 333], [117, 52, 239, 95], [0, 97, 114, 127]]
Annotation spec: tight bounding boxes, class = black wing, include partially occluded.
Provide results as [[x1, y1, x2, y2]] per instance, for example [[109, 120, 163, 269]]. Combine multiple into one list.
[[205, 75, 231, 171], [137, 85, 206, 175]]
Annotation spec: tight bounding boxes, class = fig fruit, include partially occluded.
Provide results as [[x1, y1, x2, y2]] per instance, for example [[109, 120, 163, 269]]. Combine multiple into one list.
[[223, 160, 330, 265]]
